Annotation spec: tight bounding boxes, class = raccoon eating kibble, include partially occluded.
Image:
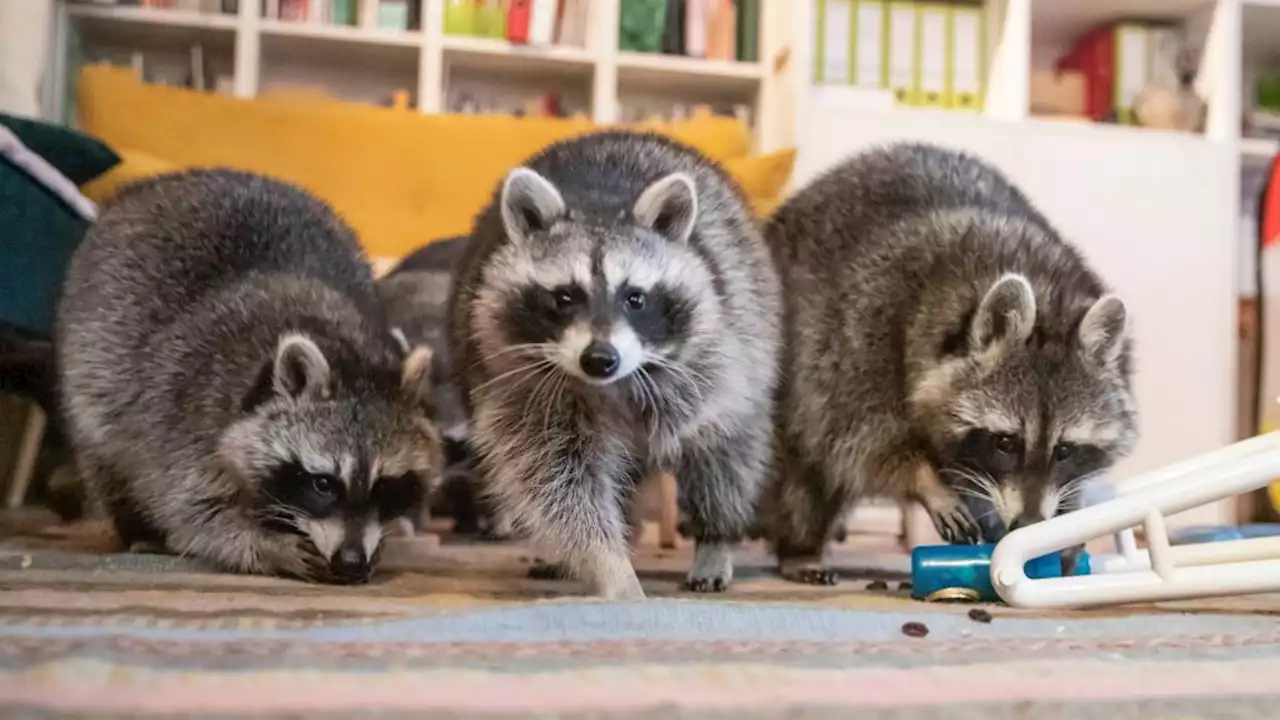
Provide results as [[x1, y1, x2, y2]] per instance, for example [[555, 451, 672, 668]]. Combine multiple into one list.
[[57, 170, 444, 584], [449, 131, 781, 599], [761, 143, 1136, 585]]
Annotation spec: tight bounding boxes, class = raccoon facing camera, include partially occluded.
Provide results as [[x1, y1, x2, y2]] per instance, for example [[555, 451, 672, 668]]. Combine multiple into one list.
[[451, 131, 781, 599], [57, 170, 445, 584], [760, 143, 1136, 585]]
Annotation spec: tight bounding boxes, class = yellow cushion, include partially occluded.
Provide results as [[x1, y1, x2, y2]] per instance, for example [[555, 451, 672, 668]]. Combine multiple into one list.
[[722, 148, 796, 218], [76, 65, 789, 257], [81, 147, 178, 203]]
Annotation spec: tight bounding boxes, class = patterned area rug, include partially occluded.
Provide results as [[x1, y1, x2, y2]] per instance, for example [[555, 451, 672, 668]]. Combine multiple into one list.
[[1, 511, 1279, 718]]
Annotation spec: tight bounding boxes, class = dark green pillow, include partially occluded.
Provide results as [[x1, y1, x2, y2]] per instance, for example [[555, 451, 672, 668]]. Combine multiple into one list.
[[0, 113, 119, 185]]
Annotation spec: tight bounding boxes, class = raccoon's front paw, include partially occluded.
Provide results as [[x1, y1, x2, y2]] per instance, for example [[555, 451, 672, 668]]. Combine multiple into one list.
[[683, 541, 733, 593], [527, 558, 573, 580], [930, 502, 981, 545], [779, 557, 840, 586]]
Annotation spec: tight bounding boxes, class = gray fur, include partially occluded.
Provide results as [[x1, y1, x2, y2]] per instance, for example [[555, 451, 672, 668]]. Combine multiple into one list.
[[450, 131, 781, 598], [377, 236, 510, 538], [57, 169, 444, 584], [762, 144, 1137, 583]]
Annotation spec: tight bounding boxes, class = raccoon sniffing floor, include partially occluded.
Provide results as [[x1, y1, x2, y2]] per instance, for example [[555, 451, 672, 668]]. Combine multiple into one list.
[[450, 131, 781, 599], [762, 143, 1137, 585], [57, 170, 445, 584]]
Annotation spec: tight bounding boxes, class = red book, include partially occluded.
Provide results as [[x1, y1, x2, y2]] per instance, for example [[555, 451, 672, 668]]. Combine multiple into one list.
[[1057, 26, 1115, 122], [507, 0, 532, 44]]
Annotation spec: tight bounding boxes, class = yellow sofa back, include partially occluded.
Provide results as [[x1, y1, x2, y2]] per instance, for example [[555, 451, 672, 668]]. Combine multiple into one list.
[[77, 66, 793, 258]]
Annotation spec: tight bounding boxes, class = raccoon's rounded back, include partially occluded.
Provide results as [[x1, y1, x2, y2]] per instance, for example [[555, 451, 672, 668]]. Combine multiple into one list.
[[450, 131, 780, 403], [56, 170, 379, 465]]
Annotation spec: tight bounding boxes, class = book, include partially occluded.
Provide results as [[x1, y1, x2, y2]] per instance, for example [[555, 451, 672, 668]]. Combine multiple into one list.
[[556, 0, 587, 48], [885, 1, 915, 103], [916, 3, 949, 107], [477, 0, 508, 39], [330, 0, 354, 26], [1113, 23, 1148, 124], [378, 0, 408, 29], [279, 0, 306, 21], [815, 0, 852, 84], [507, 0, 531, 43], [662, 0, 685, 55], [1057, 26, 1117, 121], [705, 0, 735, 61], [620, 0, 667, 53], [853, 0, 886, 88], [950, 3, 983, 110], [684, 0, 708, 58], [735, 0, 758, 62], [444, 0, 477, 36], [528, 0, 557, 44]]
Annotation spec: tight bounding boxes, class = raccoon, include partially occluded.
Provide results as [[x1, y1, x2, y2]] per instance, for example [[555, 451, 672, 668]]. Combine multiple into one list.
[[57, 169, 444, 584], [377, 236, 511, 539], [450, 131, 781, 598], [762, 143, 1136, 584]]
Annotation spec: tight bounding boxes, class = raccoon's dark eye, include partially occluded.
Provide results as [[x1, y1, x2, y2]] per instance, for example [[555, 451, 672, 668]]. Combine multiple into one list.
[[310, 475, 340, 500], [625, 289, 647, 312], [549, 286, 580, 312], [1053, 443, 1075, 462], [994, 434, 1019, 455]]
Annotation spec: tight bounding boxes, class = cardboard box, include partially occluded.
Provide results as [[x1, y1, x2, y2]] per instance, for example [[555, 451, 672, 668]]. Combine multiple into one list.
[[1030, 70, 1086, 117]]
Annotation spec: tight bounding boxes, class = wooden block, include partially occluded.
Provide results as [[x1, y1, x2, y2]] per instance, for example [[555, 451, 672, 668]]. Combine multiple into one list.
[[1030, 70, 1087, 117], [658, 471, 679, 549]]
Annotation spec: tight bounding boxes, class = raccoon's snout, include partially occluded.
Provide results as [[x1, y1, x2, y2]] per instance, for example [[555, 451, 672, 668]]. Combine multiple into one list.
[[579, 342, 620, 379], [330, 544, 371, 585]]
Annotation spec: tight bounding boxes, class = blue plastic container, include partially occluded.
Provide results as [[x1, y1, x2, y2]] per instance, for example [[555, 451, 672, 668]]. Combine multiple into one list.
[[910, 544, 1092, 602]]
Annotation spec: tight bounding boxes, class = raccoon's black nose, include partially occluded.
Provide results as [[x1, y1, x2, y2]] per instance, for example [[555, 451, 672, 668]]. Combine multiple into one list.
[[331, 546, 370, 584], [579, 342, 620, 378]]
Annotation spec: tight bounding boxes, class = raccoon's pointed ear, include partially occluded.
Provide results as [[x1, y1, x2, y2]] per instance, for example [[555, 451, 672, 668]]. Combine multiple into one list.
[[634, 172, 698, 245], [500, 167, 565, 245], [273, 333, 332, 401], [971, 273, 1036, 353], [400, 344, 435, 403], [1078, 295, 1128, 366]]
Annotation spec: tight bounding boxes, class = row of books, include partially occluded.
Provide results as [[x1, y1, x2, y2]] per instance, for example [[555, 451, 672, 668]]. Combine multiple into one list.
[[620, 0, 759, 63], [79, 0, 239, 11], [618, 101, 752, 127], [443, 0, 589, 48], [813, 0, 984, 111], [264, 0, 420, 30], [1055, 23, 1187, 125]]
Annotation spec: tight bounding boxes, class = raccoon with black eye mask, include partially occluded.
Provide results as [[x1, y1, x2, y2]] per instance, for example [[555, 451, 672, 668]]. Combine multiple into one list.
[[255, 457, 430, 583]]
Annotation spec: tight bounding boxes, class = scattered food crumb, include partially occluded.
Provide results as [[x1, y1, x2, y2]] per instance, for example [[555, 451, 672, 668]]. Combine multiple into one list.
[[967, 608, 993, 624], [865, 580, 888, 591], [897, 581, 912, 591], [1056, 626, 1066, 634], [517, 556, 530, 564], [19, 555, 32, 570], [960, 628, 973, 637], [901, 621, 929, 638]]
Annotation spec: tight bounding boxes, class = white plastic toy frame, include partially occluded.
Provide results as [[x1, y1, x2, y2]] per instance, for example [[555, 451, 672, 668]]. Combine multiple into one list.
[[990, 431, 1280, 609]]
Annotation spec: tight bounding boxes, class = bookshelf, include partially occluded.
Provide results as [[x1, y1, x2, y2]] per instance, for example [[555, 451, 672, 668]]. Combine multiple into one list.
[[52, 0, 791, 152]]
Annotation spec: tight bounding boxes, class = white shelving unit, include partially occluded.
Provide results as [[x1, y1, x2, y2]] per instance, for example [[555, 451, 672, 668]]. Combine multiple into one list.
[[52, 0, 793, 152]]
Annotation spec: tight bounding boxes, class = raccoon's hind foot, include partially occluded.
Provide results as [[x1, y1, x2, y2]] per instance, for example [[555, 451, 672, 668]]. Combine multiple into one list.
[[527, 558, 573, 581], [778, 556, 840, 586], [683, 541, 733, 593], [582, 550, 645, 600]]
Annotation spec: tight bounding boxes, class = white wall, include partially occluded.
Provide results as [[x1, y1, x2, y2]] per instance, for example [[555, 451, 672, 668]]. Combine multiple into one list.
[[0, 0, 54, 119], [793, 102, 1239, 526]]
